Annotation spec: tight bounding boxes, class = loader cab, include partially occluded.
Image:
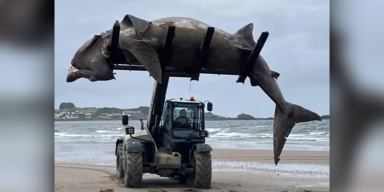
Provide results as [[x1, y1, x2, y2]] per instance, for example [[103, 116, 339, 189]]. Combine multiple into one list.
[[161, 98, 205, 139], [158, 97, 212, 162]]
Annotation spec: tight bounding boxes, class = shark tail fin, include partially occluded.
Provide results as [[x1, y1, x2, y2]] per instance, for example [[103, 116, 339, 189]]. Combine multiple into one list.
[[273, 102, 322, 165]]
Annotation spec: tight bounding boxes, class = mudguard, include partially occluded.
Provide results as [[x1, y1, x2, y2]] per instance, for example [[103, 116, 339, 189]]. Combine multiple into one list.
[[125, 141, 144, 153], [120, 14, 150, 34], [194, 143, 213, 153]]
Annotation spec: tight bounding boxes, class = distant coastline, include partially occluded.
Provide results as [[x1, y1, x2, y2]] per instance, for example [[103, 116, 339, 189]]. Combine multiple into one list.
[[55, 102, 329, 122], [54, 115, 330, 122], [54, 117, 274, 122]]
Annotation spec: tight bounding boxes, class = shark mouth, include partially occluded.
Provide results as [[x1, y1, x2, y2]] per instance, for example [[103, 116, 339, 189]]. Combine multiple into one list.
[[66, 66, 91, 82]]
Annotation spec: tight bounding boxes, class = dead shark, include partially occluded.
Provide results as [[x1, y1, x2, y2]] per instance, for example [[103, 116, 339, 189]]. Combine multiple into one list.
[[67, 14, 322, 165]]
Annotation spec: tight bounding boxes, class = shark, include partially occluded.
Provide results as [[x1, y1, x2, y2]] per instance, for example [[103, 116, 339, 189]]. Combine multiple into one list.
[[66, 14, 322, 165]]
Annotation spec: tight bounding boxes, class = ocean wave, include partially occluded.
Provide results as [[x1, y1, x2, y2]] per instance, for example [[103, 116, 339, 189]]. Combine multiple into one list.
[[309, 132, 327, 135], [55, 132, 120, 138], [211, 132, 251, 138], [54, 131, 329, 142], [95, 130, 115, 133], [207, 130, 328, 140], [54, 120, 329, 144], [206, 128, 222, 133]]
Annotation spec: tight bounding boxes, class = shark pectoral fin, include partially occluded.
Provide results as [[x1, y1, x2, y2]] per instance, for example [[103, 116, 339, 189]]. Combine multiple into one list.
[[120, 14, 151, 33], [121, 40, 162, 83], [273, 102, 322, 165]]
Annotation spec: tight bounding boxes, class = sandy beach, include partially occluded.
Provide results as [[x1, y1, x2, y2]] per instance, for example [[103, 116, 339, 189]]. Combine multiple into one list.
[[55, 149, 329, 192]]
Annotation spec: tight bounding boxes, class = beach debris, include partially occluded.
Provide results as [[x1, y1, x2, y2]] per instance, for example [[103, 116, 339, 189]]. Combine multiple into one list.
[[181, 189, 202, 192], [99, 188, 114, 192], [147, 189, 168, 192], [109, 174, 123, 186]]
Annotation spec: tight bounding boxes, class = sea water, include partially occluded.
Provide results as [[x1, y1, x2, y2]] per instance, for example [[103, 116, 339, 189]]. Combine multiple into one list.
[[55, 119, 329, 177]]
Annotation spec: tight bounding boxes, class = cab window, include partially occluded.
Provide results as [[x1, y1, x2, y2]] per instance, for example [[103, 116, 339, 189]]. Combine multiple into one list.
[[172, 103, 203, 138]]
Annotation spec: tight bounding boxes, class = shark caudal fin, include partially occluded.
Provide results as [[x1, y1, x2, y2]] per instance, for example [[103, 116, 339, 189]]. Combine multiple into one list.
[[273, 102, 322, 165]]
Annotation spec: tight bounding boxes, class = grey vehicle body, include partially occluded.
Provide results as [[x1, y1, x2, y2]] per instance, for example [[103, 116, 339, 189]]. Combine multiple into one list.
[[115, 98, 213, 188], [67, 14, 322, 165]]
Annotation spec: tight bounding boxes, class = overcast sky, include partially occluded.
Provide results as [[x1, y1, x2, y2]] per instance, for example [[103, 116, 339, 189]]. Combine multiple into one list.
[[54, 0, 330, 117]]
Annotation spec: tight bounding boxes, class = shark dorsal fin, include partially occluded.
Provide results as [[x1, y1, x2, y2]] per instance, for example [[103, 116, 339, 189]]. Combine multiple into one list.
[[235, 23, 255, 47]]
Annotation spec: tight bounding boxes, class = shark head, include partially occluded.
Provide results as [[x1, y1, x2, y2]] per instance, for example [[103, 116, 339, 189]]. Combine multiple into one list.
[[67, 31, 117, 83], [66, 23, 163, 83], [66, 14, 164, 84]]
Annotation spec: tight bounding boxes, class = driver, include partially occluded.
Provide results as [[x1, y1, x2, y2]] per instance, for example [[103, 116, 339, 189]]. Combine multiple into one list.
[[174, 109, 192, 125]]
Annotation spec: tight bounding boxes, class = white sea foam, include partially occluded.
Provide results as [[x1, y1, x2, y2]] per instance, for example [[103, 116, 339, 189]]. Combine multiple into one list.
[[95, 130, 115, 133], [212, 160, 329, 178], [55, 120, 330, 149]]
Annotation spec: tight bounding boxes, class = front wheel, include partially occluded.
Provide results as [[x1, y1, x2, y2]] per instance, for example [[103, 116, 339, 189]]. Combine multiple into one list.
[[116, 144, 124, 179], [123, 152, 143, 188], [192, 151, 212, 189]]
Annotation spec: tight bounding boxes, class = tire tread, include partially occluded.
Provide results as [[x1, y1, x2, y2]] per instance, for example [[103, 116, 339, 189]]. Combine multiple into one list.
[[116, 144, 124, 179], [124, 152, 143, 188], [193, 151, 212, 189]]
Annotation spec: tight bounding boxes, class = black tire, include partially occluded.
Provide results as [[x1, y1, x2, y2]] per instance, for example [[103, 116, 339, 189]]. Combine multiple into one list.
[[178, 175, 188, 184], [116, 144, 124, 179], [123, 152, 143, 188], [193, 151, 212, 189]]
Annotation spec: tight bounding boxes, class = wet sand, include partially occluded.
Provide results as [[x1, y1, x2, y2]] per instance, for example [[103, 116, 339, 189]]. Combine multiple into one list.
[[55, 149, 329, 192]]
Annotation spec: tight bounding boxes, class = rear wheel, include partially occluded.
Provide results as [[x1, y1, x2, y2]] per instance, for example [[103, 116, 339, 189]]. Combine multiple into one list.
[[192, 151, 212, 189], [123, 152, 143, 188], [115, 144, 124, 179]]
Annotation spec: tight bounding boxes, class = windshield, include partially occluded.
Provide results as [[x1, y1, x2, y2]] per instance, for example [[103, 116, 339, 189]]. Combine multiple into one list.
[[172, 103, 203, 138]]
